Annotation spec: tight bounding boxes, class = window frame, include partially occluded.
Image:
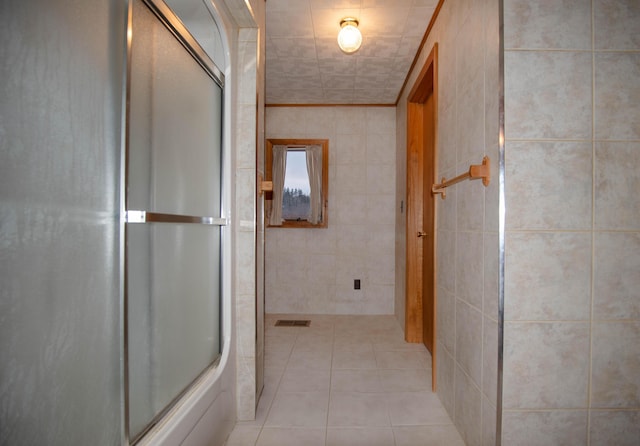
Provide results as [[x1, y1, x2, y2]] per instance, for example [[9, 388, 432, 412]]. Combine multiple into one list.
[[265, 138, 329, 228]]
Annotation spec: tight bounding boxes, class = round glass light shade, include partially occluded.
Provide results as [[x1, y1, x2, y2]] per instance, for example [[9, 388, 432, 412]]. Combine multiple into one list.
[[337, 20, 362, 54]]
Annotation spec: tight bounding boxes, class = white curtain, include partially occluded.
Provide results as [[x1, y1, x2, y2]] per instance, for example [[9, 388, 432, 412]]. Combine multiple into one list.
[[269, 145, 287, 226], [305, 145, 323, 224]]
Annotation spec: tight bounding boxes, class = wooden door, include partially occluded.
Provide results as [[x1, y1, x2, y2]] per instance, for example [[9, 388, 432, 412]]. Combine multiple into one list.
[[421, 92, 435, 353], [405, 43, 437, 391]]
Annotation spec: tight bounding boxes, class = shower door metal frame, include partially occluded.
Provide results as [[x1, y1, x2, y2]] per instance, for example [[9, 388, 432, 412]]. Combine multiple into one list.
[[121, 0, 227, 443]]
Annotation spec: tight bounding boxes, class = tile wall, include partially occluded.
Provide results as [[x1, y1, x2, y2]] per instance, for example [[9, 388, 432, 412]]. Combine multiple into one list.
[[395, 0, 501, 444], [235, 0, 266, 422], [264, 106, 397, 315], [503, 0, 640, 444]]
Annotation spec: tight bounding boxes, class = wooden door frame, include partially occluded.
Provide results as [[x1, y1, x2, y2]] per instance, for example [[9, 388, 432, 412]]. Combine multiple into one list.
[[405, 43, 438, 390]]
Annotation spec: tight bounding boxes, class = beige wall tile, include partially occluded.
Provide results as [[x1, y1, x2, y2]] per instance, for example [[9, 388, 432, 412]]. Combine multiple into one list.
[[367, 194, 396, 225], [306, 254, 337, 286], [481, 396, 497, 446], [505, 51, 592, 140], [366, 108, 396, 135], [595, 52, 640, 140], [456, 231, 484, 310], [589, 410, 640, 446], [505, 232, 591, 321], [594, 0, 640, 50], [437, 229, 456, 293], [482, 317, 498, 405], [335, 133, 366, 165], [237, 294, 257, 356], [437, 287, 456, 354], [483, 233, 499, 320], [304, 107, 336, 138], [366, 132, 396, 165], [237, 104, 258, 168], [505, 141, 592, 230], [436, 344, 455, 416], [236, 355, 257, 420], [501, 0, 639, 442], [335, 107, 367, 135], [503, 322, 589, 409], [438, 103, 457, 173], [306, 229, 337, 255], [456, 80, 486, 165], [236, 168, 257, 222], [335, 194, 368, 225], [456, 11, 485, 98], [366, 254, 395, 286], [335, 163, 367, 194], [437, 180, 457, 232], [483, 146, 500, 234], [396, 0, 500, 439], [591, 322, 640, 408], [501, 410, 588, 446], [266, 107, 396, 314], [457, 168, 486, 231], [454, 0, 483, 32], [454, 365, 482, 446], [366, 163, 395, 195], [504, 0, 591, 49], [456, 299, 484, 386], [265, 107, 306, 138], [595, 142, 640, 230], [594, 232, 640, 320]]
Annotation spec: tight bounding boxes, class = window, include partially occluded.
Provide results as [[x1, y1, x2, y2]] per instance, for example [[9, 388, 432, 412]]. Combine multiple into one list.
[[266, 139, 329, 228]]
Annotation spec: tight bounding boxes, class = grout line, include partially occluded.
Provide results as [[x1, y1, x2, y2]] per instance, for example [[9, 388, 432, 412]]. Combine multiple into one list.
[[501, 47, 636, 53], [508, 228, 639, 234], [587, 1, 596, 443]]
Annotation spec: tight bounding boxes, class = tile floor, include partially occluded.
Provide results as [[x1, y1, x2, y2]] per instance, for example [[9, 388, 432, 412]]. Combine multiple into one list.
[[225, 314, 465, 446]]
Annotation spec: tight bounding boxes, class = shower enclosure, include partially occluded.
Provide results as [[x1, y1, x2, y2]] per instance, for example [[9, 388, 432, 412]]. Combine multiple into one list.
[[124, 0, 226, 441]]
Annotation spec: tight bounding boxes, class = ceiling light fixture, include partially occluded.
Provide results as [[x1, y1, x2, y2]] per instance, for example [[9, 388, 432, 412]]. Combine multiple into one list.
[[337, 18, 362, 54]]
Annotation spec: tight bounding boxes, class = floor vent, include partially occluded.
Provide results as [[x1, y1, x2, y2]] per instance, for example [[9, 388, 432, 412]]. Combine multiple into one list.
[[275, 320, 311, 327]]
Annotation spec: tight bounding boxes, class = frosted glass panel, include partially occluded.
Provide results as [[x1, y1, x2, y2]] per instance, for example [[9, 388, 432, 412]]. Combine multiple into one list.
[[164, 0, 226, 67], [128, 0, 222, 218], [126, 0, 224, 441], [128, 223, 221, 439], [0, 0, 123, 444]]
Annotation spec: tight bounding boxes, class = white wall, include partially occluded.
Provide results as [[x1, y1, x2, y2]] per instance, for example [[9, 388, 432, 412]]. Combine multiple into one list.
[[265, 106, 397, 315]]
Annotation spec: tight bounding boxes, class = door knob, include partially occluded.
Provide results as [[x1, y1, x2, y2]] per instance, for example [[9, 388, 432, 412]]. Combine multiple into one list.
[[417, 231, 428, 237]]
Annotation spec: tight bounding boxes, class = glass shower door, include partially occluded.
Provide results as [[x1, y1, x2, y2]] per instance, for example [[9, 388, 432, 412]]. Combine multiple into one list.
[[125, 0, 225, 441]]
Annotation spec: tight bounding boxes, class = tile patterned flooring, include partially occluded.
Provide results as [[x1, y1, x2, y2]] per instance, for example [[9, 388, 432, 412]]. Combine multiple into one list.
[[225, 314, 465, 446]]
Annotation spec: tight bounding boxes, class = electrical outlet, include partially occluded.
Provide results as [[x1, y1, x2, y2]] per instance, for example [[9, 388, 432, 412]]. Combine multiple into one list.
[[354, 279, 360, 290]]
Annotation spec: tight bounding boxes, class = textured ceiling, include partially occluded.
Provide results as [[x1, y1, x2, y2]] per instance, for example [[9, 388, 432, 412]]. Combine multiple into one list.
[[265, 0, 439, 105]]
